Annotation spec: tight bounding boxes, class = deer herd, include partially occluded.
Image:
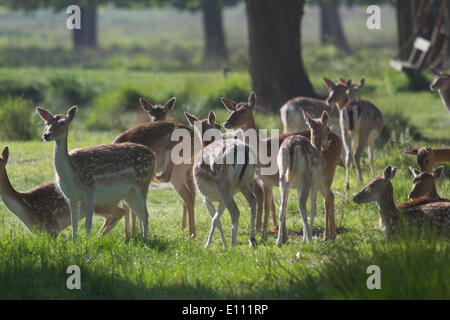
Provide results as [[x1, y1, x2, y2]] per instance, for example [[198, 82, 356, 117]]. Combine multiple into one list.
[[0, 70, 449, 248]]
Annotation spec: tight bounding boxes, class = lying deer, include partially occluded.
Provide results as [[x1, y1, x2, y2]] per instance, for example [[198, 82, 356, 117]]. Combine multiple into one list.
[[324, 77, 383, 190], [0, 146, 128, 237], [222, 92, 341, 241], [280, 77, 365, 135], [37, 106, 155, 240], [113, 99, 197, 237], [430, 68, 450, 113], [406, 147, 450, 173], [408, 166, 446, 200], [277, 111, 331, 245], [185, 111, 257, 248], [353, 165, 449, 235]]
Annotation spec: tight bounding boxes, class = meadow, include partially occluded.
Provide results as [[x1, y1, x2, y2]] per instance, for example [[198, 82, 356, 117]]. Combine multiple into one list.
[[0, 5, 449, 300]]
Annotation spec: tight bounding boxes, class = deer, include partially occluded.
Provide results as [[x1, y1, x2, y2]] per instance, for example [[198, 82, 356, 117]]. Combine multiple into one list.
[[408, 166, 446, 200], [0, 146, 129, 237], [277, 111, 331, 245], [280, 77, 365, 135], [221, 92, 342, 241], [184, 110, 258, 248], [324, 77, 383, 190], [430, 68, 450, 113], [353, 165, 449, 235], [406, 147, 450, 173], [36, 106, 155, 240], [113, 99, 197, 238]]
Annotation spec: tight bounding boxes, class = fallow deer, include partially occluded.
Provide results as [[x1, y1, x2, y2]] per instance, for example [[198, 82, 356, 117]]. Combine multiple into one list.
[[408, 166, 446, 200], [185, 111, 258, 248], [37, 106, 155, 240], [353, 165, 449, 235], [430, 68, 450, 113], [280, 77, 365, 135], [324, 77, 383, 190], [277, 111, 331, 245], [222, 92, 341, 241], [406, 147, 450, 173], [113, 102, 197, 237], [0, 146, 129, 237]]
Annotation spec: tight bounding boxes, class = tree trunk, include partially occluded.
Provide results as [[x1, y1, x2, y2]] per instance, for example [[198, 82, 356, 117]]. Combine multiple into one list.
[[319, 0, 350, 53], [202, 0, 228, 66], [396, 0, 420, 60], [245, 0, 315, 112], [72, 5, 97, 50]]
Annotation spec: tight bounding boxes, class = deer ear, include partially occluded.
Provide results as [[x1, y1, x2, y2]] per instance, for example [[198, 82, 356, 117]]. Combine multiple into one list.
[[430, 68, 441, 76], [409, 166, 420, 178], [346, 79, 352, 88], [406, 149, 418, 156], [36, 107, 54, 122], [1, 146, 9, 163], [139, 97, 154, 112], [248, 91, 256, 108], [221, 97, 237, 112], [184, 112, 199, 126], [303, 112, 313, 126], [323, 78, 336, 89], [321, 111, 329, 124], [360, 78, 365, 88], [338, 77, 346, 84], [433, 166, 444, 179], [383, 165, 396, 180], [163, 97, 176, 111], [208, 111, 216, 126]]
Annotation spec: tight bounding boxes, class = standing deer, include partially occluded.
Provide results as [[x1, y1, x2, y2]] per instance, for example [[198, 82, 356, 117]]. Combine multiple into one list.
[[430, 68, 450, 113], [353, 165, 449, 235], [0, 146, 129, 237], [222, 92, 341, 241], [37, 106, 155, 240], [280, 77, 365, 135], [277, 111, 331, 245], [408, 166, 446, 200], [324, 77, 383, 190], [113, 100, 197, 237], [406, 147, 450, 172], [185, 111, 258, 248]]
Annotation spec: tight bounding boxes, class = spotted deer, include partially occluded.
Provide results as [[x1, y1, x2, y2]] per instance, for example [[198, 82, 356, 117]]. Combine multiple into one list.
[[408, 166, 446, 200], [430, 68, 450, 113], [353, 165, 449, 235], [324, 77, 383, 190], [37, 106, 155, 240], [113, 102, 197, 237], [277, 111, 331, 245], [406, 147, 450, 172], [185, 111, 258, 248], [222, 92, 341, 241], [280, 77, 365, 135], [0, 146, 129, 237]]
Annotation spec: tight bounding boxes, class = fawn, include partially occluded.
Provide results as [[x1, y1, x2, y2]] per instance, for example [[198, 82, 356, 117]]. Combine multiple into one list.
[[406, 147, 450, 173], [185, 111, 258, 248], [37, 106, 155, 240], [408, 166, 445, 200], [277, 111, 331, 245], [353, 165, 449, 235], [430, 68, 450, 113], [0, 146, 129, 237]]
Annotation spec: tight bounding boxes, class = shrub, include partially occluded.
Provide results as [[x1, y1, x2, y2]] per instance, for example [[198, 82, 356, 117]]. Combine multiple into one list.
[[0, 97, 37, 140], [0, 80, 44, 104], [47, 76, 95, 109]]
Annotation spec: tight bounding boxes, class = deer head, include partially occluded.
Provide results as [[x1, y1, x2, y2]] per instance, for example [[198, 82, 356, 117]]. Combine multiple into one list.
[[222, 91, 256, 130], [408, 166, 443, 200], [353, 165, 397, 204], [324, 78, 348, 109], [139, 97, 176, 122], [304, 111, 331, 151], [36, 106, 77, 141], [344, 77, 365, 101], [0, 146, 9, 173], [405, 147, 434, 172], [184, 111, 221, 146], [430, 69, 450, 92]]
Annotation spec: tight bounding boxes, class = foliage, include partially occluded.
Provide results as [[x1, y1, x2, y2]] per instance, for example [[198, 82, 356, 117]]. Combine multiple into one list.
[[0, 97, 37, 140]]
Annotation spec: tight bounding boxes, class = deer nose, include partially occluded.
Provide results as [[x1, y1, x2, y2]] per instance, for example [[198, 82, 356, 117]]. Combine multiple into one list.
[[223, 121, 231, 129], [43, 133, 51, 141]]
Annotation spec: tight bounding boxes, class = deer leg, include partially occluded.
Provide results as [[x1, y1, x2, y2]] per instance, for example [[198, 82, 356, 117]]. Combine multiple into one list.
[[309, 174, 320, 234], [368, 141, 375, 177], [171, 174, 196, 238], [277, 175, 290, 246], [298, 182, 313, 244], [320, 182, 336, 240], [124, 188, 149, 238], [254, 179, 264, 233], [123, 202, 131, 239], [353, 139, 368, 183], [216, 182, 240, 248], [68, 199, 80, 241], [262, 186, 273, 241], [203, 197, 227, 247], [84, 192, 95, 237], [271, 198, 278, 232], [241, 184, 257, 248]]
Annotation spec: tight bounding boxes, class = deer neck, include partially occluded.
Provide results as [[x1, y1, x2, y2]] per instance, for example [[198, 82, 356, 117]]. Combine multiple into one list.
[[433, 147, 450, 163], [53, 135, 76, 186], [0, 167, 33, 229], [375, 184, 399, 232], [438, 87, 450, 112]]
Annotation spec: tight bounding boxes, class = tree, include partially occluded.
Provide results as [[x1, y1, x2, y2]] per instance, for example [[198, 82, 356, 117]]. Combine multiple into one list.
[[245, 0, 315, 111], [319, 0, 350, 53]]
